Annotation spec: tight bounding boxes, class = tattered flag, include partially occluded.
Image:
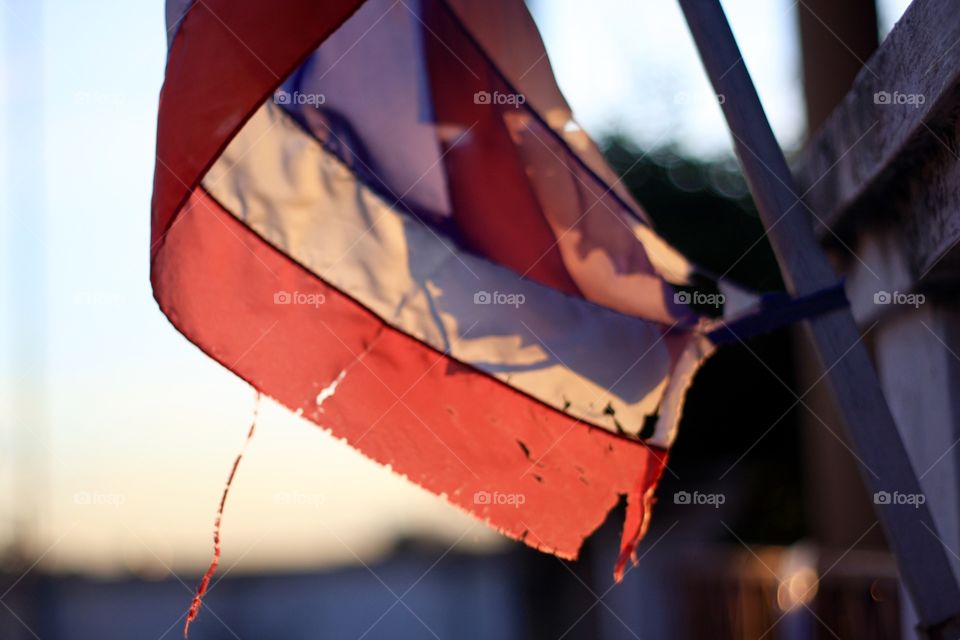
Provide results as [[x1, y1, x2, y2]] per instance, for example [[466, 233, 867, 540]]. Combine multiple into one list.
[[152, 1, 715, 629]]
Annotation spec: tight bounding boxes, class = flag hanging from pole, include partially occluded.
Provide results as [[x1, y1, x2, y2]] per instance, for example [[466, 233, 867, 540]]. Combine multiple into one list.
[[152, 0, 715, 581]]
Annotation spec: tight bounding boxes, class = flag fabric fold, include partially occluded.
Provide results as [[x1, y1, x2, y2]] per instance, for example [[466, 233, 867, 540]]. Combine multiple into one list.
[[152, 0, 714, 578]]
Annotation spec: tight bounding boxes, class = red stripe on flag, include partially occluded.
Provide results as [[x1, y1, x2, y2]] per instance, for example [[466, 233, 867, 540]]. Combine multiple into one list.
[[423, 0, 582, 295], [152, 0, 364, 254], [152, 187, 667, 564]]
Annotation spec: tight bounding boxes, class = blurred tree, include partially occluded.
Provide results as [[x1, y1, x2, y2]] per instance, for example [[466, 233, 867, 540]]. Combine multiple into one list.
[[600, 134, 782, 292]]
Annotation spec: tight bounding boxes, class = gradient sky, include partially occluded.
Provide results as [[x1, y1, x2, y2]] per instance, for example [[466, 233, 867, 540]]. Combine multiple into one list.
[[0, 0, 911, 576]]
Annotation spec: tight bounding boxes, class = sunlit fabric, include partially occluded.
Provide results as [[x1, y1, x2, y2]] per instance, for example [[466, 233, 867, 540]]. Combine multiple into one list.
[[151, 0, 714, 586]]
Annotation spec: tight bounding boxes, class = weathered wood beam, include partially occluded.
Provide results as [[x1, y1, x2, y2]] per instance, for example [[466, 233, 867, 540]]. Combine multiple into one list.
[[679, 1, 960, 636], [795, 4, 960, 637], [795, 0, 960, 287], [796, 0, 883, 562]]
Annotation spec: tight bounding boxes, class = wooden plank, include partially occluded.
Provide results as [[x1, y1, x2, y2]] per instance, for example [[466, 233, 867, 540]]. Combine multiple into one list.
[[677, 1, 960, 635], [873, 307, 960, 637], [795, 0, 960, 285]]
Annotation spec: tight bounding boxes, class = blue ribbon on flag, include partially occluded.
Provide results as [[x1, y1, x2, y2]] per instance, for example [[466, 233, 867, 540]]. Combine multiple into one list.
[[706, 280, 848, 345]]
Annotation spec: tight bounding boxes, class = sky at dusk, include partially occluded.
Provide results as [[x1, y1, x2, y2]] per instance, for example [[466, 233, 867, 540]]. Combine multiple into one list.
[[0, 0, 912, 575]]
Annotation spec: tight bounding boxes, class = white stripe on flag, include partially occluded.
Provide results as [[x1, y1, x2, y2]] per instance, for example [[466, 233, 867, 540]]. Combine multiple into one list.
[[202, 103, 707, 444]]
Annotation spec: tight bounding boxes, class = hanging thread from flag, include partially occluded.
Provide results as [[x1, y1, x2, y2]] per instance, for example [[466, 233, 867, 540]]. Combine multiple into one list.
[[184, 393, 261, 638]]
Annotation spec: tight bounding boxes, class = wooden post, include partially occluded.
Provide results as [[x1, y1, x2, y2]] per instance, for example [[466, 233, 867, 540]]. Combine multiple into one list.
[[796, 0, 883, 562], [678, 1, 960, 636], [794, 0, 960, 635]]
